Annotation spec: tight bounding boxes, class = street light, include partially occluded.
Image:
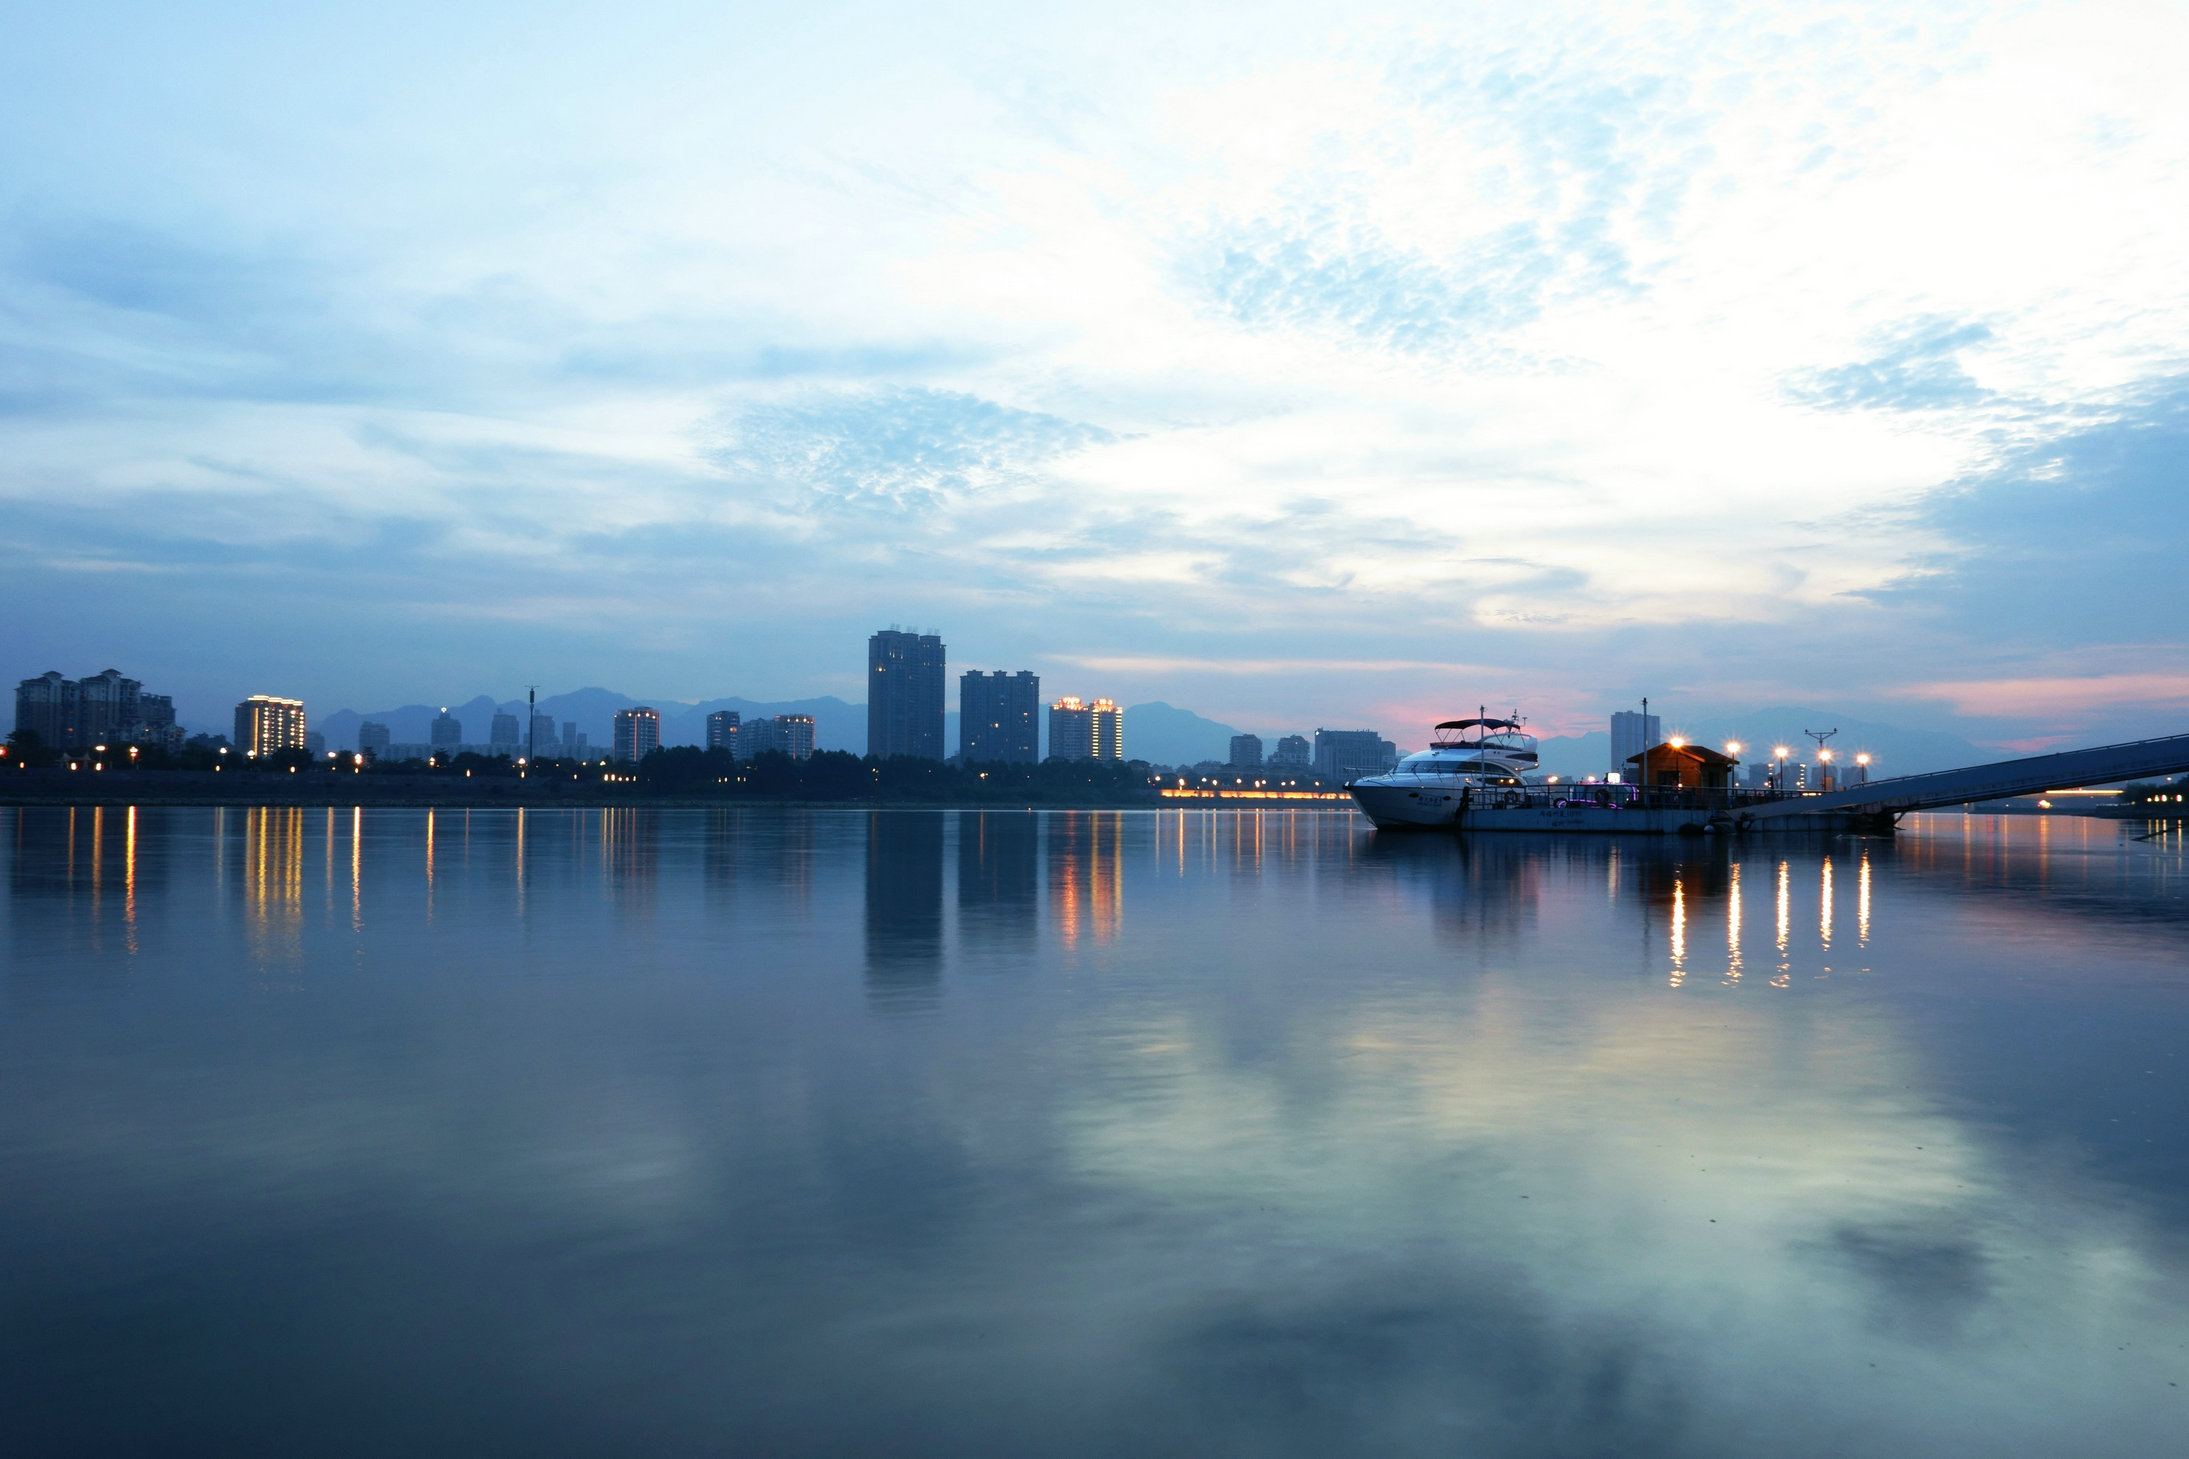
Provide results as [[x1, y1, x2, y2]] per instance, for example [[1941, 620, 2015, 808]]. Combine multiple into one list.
[[1773, 745, 1790, 794]]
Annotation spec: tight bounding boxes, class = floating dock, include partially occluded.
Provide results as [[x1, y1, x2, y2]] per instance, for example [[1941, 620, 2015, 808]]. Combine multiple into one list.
[[1379, 731, 2189, 835]]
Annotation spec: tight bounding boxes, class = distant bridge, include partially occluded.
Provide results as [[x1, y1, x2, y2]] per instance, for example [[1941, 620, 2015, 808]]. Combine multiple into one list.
[[1738, 731, 2189, 825]]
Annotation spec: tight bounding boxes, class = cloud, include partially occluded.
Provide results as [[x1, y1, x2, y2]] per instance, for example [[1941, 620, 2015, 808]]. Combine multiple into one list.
[[1785, 317, 2000, 413], [1, 1, 2186, 738], [706, 388, 1116, 514], [1192, 216, 1566, 355], [1867, 374, 2189, 652], [1058, 655, 1483, 675], [1888, 673, 2189, 719]]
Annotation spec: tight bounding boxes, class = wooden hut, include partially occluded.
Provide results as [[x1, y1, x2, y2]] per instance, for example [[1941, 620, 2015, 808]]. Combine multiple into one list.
[[1626, 741, 1738, 792]]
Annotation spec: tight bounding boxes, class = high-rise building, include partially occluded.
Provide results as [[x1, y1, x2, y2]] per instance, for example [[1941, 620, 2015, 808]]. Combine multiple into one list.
[[707, 710, 741, 755], [359, 721, 392, 758], [305, 730, 326, 758], [530, 714, 557, 754], [959, 670, 1040, 764], [431, 709, 463, 749], [1313, 729, 1393, 782], [775, 714, 814, 760], [14, 671, 76, 749], [74, 670, 141, 746], [15, 669, 180, 749], [613, 706, 661, 763], [1610, 710, 1661, 780], [1048, 697, 1093, 761], [742, 714, 815, 760], [490, 712, 521, 749], [561, 722, 580, 753], [234, 695, 308, 758], [1091, 698, 1122, 760], [1270, 734, 1311, 767], [1229, 734, 1263, 769], [868, 629, 946, 760], [136, 693, 180, 750]]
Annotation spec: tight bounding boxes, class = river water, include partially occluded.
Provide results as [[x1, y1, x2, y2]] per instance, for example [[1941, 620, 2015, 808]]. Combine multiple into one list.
[[3, 805, 2187, 1456]]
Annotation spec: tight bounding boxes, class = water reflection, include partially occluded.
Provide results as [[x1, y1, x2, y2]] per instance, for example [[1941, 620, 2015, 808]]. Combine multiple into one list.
[[957, 811, 1037, 953], [0, 808, 2185, 1456], [1047, 811, 1123, 948], [1725, 862, 1743, 984], [1858, 850, 1871, 946], [865, 811, 943, 1004], [601, 808, 660, 923], [1820, 854, 1835, 951]]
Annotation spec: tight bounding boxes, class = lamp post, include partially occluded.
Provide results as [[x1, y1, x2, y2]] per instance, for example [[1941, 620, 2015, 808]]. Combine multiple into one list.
[[1773, 745, 1790, 795], [1855, 752, 1870, 786]]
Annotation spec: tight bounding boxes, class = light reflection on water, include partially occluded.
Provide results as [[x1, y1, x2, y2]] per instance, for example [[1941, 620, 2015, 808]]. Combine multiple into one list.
[[2, 806, 2187, 1456]]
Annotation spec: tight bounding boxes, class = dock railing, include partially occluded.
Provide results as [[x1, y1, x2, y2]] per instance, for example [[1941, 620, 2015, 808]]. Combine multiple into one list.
[[1499, 782, 1791, 814]]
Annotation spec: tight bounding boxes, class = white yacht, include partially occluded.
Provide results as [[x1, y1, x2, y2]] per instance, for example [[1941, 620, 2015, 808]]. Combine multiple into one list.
[[1347, 717, 1541, 830]]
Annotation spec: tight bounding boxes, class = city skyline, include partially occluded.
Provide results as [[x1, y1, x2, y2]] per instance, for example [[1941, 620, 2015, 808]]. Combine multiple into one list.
[[2, 2, 2184, 755]]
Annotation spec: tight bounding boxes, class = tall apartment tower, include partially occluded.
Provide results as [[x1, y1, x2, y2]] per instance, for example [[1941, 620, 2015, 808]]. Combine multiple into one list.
[[358, 721, 392, 758], [15, 669, 175, 749], [1049, 696, 1122, 761], [234, 695, 308, 758], [741, 714, 816, 760], [1091, 698, 1122, 760], [959, 670, 1040, 764], [1048, 697, 1092, 761], [1610, 710, 1661, 780], [74, 670, 142, 746], [14, 671, 76, 748], [1229, 734, 1263, 769], [706, 710, 741, 756], [613, 707, 661, 763], [775, 714, 815, 760], [490, 712, 521, 749], [1313, 728, 1392, 782], [868, 629, 946, 760], [135, 694, 180, 750], [431, 709, 463, 750]]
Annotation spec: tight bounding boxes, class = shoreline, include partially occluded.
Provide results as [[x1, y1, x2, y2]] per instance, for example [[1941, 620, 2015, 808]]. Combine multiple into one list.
[[0, 776, 1330, 812]]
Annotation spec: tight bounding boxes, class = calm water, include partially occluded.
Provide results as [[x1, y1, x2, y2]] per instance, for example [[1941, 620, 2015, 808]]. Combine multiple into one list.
[[4, 806, 2188, 1456]]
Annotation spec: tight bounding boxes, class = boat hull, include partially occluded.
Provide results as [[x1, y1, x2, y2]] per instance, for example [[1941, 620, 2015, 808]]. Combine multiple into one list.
[[1348, 780, 1468, 829], [1351, 777, 1735, 835]]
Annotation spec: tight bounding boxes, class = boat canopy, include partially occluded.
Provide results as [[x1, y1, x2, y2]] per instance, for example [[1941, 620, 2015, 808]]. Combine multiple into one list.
[[1432, 717, 1536, 751]]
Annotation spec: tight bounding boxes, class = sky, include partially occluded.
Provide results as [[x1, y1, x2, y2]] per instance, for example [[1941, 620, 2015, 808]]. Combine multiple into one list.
[[2, 0, 2185, 751]]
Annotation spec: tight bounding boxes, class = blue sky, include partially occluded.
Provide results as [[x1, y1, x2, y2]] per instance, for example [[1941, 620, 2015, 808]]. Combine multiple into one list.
[[3, 0, 2185, 751]]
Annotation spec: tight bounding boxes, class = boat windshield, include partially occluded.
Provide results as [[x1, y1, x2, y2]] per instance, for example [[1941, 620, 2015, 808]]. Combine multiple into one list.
[[1400, 754, 1497, 776]]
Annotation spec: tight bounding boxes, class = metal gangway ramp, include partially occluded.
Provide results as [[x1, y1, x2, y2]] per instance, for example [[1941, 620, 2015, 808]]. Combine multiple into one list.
[[1739, 730, 2189, 824]]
